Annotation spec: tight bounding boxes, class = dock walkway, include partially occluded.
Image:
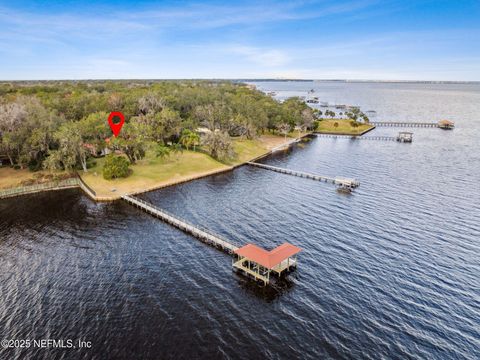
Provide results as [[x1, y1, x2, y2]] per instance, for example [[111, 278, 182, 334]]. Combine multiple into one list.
[[314, 134, 398, 141], [122, 195, 238, 254], [314, 133, 413, 142], [370, 121, 438, 128], [247, 162, 360, 188]]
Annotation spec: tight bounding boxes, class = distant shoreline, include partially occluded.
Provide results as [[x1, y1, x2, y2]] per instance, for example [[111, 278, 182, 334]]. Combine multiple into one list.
[[1, 79, 479, 84]]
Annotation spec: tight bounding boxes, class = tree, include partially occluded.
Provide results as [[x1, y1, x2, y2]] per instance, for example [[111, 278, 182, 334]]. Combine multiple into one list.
[[300, 108, 315, 131], [314, 109, 323, 118], [0, 101, 28, 166], [194, 102, 231, 132], [334, 122, 339, 129], [42, 149, 64, 172], [107, 93, 124, 111], [171, 143, 183, 160], [47, 121, 88, 172], [202, 131, 235, 160], [155, 108, 182, 143], [1, 80, 323, 174], [78, 112, 110, 156], [102, 155, 130, 180], [0, 97, 58, 169], [326, 110, 336, 118], [346, 107, 361, 122], [135, 107, 182, 143], [179, 129, 200, 151], [108, 121, 147, 164], [138, 93, 164, 115], [277, 123, 290, 140], [155, 145, 170, 160]]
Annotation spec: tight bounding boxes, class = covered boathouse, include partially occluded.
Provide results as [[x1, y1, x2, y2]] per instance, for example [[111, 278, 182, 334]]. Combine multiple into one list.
[[232, 243, 301, 285], [438, 119, 455, 129]]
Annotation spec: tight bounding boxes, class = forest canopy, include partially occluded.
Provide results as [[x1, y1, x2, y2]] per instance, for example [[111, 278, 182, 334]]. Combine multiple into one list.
[[0, 80, 315, 171]]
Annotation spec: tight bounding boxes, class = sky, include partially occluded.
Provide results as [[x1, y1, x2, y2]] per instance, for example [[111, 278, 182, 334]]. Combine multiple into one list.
[[0, 0, 479, 81]]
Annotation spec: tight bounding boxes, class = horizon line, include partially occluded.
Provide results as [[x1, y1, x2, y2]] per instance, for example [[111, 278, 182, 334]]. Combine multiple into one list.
[[1, 78, 480, 84]]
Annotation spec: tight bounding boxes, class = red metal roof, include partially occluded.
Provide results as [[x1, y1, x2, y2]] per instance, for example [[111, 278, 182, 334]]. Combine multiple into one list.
[[234, 243, 301, 269]]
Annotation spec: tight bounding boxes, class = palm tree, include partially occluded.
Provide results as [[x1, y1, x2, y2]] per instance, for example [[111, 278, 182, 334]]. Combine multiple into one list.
[[179, 129, 200, 151], [171, 143, 183, 160], [155, 145, 170, 160]]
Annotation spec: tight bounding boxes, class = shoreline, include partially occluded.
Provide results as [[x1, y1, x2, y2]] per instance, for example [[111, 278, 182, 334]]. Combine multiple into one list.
[[0, 133, 311, 202], [314, 125, 376, 136]]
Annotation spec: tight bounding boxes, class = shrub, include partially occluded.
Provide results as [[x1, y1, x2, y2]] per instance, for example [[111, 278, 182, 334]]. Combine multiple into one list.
[[102, 155, 130, 180]]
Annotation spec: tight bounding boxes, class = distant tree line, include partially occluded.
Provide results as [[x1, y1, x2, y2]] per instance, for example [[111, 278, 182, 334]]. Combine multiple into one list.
[[313, 107, 370, 123], [0, 81, 316, 171]]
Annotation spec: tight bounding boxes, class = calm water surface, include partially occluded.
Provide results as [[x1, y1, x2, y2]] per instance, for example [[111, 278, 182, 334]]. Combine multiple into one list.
[[1, 82, 479, 359]]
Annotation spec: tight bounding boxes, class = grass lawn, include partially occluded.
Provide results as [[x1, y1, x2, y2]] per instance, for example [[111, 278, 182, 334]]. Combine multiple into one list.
[[229, 133, 308, 165], [81, 134, 299, 198], [80, 150, 229, 197], [0, 167, 71, 189], [229, 136, 271, 164], [0, 133, 305, 198], [316, 119, 374, 135]]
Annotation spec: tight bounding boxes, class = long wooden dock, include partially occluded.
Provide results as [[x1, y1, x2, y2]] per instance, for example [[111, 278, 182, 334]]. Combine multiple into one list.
[[314, 133, 412, 142], [314, 134, 397, 141], [370, 121, 438, 128], [246, 162, 360, 188], [122, 195, 238, 254]]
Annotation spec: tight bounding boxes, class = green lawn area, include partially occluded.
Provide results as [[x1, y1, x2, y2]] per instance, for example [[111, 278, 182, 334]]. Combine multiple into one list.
[[81, 149, 229, 197], [1, 134, 302, 198], [0, 167, 71, 189], [316, 119, 374, 135], [229, 138, 269, 165], [80, 134, 294, 198]]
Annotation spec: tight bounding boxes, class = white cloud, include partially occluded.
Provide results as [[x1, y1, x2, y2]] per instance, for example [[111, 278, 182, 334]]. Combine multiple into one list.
[[1, 2, 479, 80]]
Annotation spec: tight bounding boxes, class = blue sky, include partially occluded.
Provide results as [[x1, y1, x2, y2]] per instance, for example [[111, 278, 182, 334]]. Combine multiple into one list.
[[0, 0, 479, 80]]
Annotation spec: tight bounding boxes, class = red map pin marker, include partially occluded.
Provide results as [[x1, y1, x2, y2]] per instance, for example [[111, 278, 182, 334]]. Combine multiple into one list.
[[108, 111, 125, 137]]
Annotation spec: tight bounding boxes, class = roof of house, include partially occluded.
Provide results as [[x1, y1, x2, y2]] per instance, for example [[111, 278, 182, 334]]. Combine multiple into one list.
[[82, 143, 96, 150], [234, 243, 301, 269]]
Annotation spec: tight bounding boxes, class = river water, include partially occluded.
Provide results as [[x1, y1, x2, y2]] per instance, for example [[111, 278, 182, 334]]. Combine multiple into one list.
[[1, 81, 479, 359]]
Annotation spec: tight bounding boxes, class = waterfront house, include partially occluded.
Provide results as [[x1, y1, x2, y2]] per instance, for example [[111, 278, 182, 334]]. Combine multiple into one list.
[[82, 139, 111, 157]]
